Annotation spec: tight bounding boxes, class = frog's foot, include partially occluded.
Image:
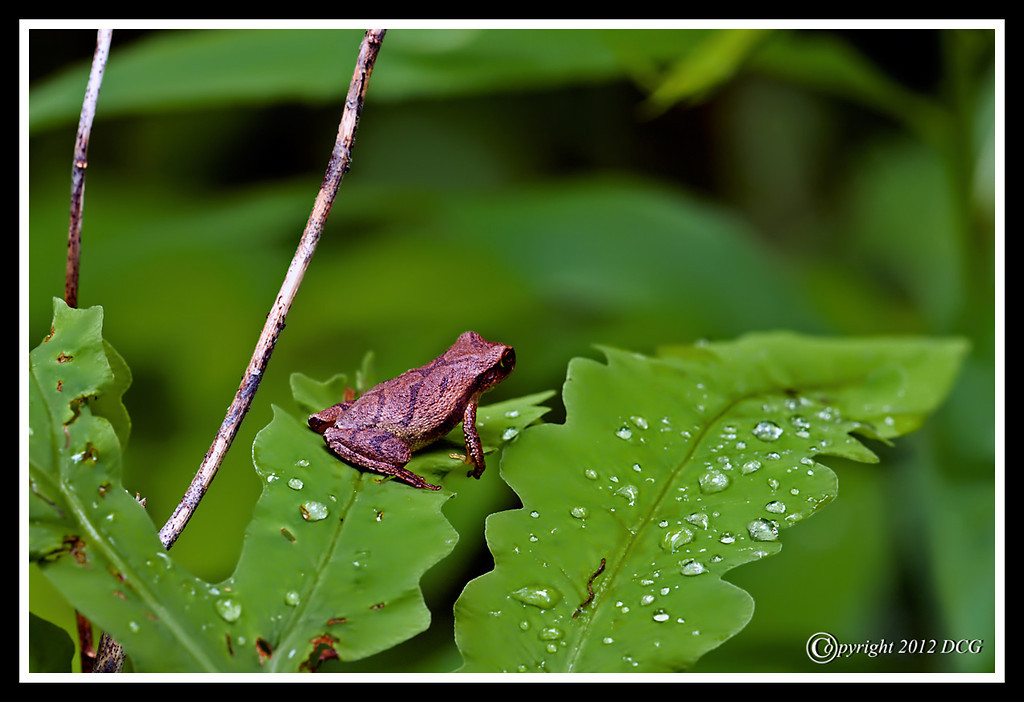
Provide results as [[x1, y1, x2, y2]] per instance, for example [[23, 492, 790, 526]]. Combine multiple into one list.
[[377, 466, 442, 491], [450, 452, 486, 480]]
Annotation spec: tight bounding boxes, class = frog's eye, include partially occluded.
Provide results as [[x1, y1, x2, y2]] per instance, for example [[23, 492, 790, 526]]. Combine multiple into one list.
[[501, 348, 516, 370]]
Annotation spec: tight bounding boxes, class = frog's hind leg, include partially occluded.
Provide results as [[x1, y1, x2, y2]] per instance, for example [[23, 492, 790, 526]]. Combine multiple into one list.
[[322, 426, 441, 491]]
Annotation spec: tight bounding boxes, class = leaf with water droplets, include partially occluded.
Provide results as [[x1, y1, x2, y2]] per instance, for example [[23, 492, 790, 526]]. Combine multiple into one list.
[[29, 300, 551, 672], [454, 332, 967, 672]]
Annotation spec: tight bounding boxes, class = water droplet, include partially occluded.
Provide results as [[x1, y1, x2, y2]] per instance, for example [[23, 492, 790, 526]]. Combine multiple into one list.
[[538, 627, 563, 641], [686, 512, 709, 529], [284, 591, 300, 606], [719, 532, 736, 544], [660, 527, 694, 553], [652, 610, 670, 622], [741, 459, 762, 475], [747, 518, 779, 541], [765, 500, 787, 514], [287, 478, 304, 490], [640, 594, 655, 606], [502, 427, 519, 441], [215, 597, 242, 622], [128, 621, 140, 633], [615, 484, 639, 506], [300, 501, 329, 521], [570, 506, 588, 519], [505, 410, 520, 418], [295, 459, 309, 467], [584, 468, 598, 480], [680, 559, 707, 576], [510, 586, 561, 609], [752, 421, 783, 442], [615, 426, 633, 440], [698, 468, 730, 494], [630, 416, 648, 430]]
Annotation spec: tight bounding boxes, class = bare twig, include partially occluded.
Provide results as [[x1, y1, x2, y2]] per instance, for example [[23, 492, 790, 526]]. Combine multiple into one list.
[[64, 29, 112, 309], [157, 29, 387, 550]]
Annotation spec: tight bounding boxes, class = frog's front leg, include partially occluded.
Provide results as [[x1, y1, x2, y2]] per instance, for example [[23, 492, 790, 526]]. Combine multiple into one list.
[[461, 400, 487, 479], [322, 425, 441, 491]]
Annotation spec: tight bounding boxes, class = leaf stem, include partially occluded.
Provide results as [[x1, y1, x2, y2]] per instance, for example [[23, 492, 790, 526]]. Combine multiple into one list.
[[157, 29, 387, 550], [64, 29, 111, 310]]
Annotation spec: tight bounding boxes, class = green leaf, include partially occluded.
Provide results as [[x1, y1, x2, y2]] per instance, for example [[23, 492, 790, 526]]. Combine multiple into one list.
[[216, 378, 551, 671], [29, 28, 704, 133], [642, 28, 772, 115], [29, 298, 229, 672], [453, 333, 967, 672], [28, 612, 76, 673], [29, 299, 549, 671]]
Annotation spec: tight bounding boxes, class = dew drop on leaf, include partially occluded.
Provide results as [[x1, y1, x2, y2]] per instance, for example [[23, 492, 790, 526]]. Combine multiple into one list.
[[680, 559, 707, 576], [686, 512, 709, 530], [300, 501, 329, 521], [698, 468, 730, 494], [752, 421, 783, 442], [510, 586, 562, 610], [615, 484, 638, 506], [747, 518, 779, 541], [539, 627, 563, 641], [215, 597, 242, 622], [660, 527, 694, 553]]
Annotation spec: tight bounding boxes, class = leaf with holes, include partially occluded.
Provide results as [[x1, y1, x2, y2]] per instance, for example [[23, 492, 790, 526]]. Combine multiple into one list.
[[29, 297, 230, 672], [453, 332, 967, 672]]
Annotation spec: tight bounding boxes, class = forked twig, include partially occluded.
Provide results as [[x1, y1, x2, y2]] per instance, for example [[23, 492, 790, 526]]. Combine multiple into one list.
[[157, 28, 387, 549], [65, 29, 112, 309]]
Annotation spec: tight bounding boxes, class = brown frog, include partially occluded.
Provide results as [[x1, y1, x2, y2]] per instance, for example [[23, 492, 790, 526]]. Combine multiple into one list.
[[308, 331, 516, 490]]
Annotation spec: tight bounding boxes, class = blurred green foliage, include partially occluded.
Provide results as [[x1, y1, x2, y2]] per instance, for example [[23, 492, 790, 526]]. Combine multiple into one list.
[[26, 27, 996, 673]]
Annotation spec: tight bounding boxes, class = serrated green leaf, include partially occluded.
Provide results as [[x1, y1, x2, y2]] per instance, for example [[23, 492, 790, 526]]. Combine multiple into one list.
[[227, 380, 552, 670], [29, 298, 230, 672], [453, 332, 967, 672]]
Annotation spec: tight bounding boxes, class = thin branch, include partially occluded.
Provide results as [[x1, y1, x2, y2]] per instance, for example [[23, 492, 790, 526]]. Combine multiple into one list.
[[157, 29, 387, 550], [64, 29, 112, 309]]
